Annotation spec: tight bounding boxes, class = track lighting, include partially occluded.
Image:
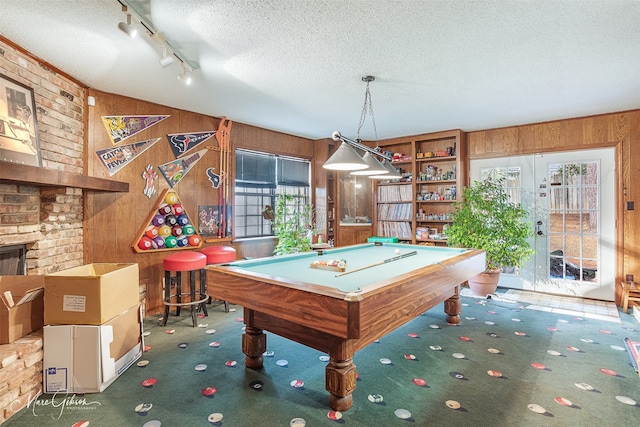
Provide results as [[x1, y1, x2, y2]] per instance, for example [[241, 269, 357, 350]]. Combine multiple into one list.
[[177, 65, 192, 85], [117, 6, 137, 38], [159, 46, 175, 68]]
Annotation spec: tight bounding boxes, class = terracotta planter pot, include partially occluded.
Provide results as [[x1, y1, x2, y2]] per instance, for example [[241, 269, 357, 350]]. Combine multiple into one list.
[[468, 271, 501, 296]]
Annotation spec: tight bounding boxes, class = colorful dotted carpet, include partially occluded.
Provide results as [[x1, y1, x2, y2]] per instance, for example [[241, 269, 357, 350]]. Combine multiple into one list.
[[5, 296, 639, 427]]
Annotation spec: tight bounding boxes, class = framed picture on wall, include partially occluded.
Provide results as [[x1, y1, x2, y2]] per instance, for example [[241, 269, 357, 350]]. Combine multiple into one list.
[[0, 73, 42, 167]]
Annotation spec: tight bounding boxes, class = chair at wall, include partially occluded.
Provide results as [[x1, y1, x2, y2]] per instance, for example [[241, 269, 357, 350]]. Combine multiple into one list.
[[620, 281, 640, 314], [160, 251, 208, 327], [201, 246, 237, 312]]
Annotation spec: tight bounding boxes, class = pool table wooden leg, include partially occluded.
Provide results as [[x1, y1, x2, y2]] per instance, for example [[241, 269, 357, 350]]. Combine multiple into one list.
[[242, 323, 266, 369], [444, 285, 462, 325], [326, 339, 357, 411]]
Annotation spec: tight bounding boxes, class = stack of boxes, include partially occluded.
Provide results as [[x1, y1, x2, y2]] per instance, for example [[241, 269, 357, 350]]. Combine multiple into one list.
[[42, 263, 143, 393]]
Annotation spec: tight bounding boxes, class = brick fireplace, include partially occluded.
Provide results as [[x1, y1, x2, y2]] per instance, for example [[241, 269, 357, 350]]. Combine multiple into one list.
[[0, 185, 84, 275]]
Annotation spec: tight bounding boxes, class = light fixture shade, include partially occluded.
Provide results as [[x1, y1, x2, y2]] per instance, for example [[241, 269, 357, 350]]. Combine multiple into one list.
[[369, 160, 402, 179], [323, 143, 369, 171], [350, 152, 387, 175]]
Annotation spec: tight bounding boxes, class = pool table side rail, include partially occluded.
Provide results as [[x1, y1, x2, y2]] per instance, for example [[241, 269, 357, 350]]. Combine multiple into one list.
[[355, 249, 486, 350]]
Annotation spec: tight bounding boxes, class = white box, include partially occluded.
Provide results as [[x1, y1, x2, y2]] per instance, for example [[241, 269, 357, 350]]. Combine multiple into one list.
[[43, 304, 143, 393]]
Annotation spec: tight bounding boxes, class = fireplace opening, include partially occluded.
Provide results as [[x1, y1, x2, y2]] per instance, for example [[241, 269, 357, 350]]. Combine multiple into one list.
[[0, 244, 27, 275]]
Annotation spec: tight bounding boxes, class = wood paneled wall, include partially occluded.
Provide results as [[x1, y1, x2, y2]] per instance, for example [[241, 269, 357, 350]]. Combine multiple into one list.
[[466, 110, 640, 303], [84, 90, 314, 316]]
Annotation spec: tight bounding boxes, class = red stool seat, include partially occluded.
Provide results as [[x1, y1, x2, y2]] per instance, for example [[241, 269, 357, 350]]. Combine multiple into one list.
[[160, 251, 208, 327], [201, 246, 236, 264], [201, 246, 236, 313], [164, 252, 207, 271]]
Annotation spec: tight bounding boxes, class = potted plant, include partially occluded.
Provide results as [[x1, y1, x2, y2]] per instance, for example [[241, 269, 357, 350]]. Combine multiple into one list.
[[446, 173, 535, 296], [271, 194, 313, 255]]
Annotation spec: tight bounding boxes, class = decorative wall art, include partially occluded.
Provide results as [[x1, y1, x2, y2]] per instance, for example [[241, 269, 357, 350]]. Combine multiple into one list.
[[167, 131, 216, 158], [132, 189, 203, 253], [158, 148, 208, 188], [142, 164, 158, 199], [101, 115, 169, 145], [0, 73, 41, 167], [95, 138, 160, 176], [197, 204, 231, 237]]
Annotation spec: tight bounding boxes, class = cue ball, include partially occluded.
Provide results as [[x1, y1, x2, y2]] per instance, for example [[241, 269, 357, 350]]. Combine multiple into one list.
[[394, 249, 400, 254]]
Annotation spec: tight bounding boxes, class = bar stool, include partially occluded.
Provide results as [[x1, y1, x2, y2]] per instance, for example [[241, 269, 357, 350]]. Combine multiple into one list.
[[201, 246, 237, 312], [160, 251, 208, 327], [620, 281, 640, 314]]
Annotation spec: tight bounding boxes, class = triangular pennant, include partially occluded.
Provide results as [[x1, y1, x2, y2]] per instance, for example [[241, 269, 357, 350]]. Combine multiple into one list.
[[102, 115, 170, 145], [132, 188, 203, 253], [158, 148, 208, 188], [95, 138, 160, 176], [167, 131, 217, 158]]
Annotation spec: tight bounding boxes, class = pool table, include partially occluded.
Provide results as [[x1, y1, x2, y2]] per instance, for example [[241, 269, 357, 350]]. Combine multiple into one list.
[[205, 242, 485, 411]]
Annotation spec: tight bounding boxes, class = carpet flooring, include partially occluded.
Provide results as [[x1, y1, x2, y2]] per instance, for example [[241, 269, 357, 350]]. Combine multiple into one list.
[[4, 291, 639, 427]]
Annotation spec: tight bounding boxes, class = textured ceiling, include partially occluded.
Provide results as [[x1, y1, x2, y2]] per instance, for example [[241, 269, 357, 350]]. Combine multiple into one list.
[[1, 0, 639, 141]]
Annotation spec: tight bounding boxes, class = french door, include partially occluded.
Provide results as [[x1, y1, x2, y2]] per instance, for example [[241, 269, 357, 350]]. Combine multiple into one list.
[[470, 148, 615, 300]]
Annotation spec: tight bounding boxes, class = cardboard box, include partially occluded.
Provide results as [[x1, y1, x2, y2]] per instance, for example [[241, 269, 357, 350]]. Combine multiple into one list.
[[45, 263, 139, 325], [0, 275, 44, 344], [43, 304, 143, 393]]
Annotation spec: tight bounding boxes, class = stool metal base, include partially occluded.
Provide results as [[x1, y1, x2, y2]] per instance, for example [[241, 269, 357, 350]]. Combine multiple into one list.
[[160, 267, 207, 327]]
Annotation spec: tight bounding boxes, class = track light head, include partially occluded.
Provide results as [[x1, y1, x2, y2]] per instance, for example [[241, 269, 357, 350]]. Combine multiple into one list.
[[177, 68, 192, 85], [159, 46, 175, 68], [118, 12, 137, 38]]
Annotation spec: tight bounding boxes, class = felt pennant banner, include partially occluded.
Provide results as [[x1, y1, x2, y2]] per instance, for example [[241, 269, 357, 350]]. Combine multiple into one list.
[[167, 131, 217, 158], [95, 138, 160, 176], [102, 115, 170, 145], [158, 148, 208, 188]]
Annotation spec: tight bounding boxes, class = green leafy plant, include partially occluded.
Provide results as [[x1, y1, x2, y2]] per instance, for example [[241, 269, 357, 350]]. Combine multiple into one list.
[[272, 194, 313, 255], [447, 174, 534, 271]]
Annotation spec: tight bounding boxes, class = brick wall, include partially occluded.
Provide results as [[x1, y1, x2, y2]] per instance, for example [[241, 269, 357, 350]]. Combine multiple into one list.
[[0, 333, 43, 425], [0, 39, 85, 274], [0, 39, 85, 424]]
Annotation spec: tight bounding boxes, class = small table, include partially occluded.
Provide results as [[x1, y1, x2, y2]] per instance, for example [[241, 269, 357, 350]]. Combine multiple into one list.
[[206, 242, 485, 411], [620, 281, 640, 314]]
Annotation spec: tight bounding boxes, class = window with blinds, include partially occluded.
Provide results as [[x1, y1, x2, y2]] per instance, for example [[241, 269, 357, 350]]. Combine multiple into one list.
[[234, 149, 310, 239]]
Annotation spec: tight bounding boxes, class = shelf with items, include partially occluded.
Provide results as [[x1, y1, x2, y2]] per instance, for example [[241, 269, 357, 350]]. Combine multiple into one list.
[[371, 130, 466, 245], [326, 171, 335, 245], [412, 130, 466, 246]]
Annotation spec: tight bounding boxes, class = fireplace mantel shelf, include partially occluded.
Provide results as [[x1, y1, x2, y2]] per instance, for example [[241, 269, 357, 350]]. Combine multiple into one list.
[[0, 162, 129, 192]]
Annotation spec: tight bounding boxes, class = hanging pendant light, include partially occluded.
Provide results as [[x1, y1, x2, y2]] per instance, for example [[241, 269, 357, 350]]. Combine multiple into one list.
[[369, 159, 402, 179], [323, 142, 369, 171], [350, 152, 387, 175], [325, 76, 394, 178]]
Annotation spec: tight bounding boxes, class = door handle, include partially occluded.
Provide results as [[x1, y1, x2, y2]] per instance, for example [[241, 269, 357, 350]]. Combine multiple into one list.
[[536, 220, 544, 236]]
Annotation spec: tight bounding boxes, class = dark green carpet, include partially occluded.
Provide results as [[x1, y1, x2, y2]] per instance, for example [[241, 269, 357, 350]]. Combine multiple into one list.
[[5, 295, 640, 426]]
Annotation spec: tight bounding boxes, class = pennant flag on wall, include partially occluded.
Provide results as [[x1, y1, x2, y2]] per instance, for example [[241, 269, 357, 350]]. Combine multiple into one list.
[[95, 138, 160, 176], [167, 131, 217, 158], [158, 148, 208, 188], [102, 115, 170, 145]]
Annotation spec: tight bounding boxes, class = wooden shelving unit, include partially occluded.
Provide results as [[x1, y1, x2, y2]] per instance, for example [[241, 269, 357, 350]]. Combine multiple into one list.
[[373, 130, 466, 245]]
